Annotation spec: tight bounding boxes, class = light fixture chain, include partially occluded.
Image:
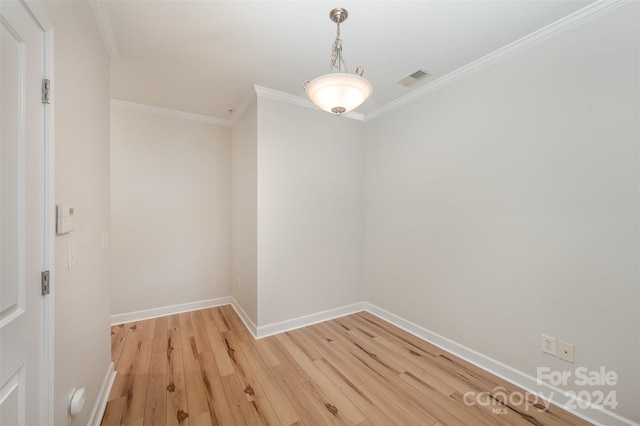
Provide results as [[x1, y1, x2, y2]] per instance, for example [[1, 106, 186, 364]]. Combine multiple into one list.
[[330, 22, 347, 73], [304, 7, 372, 116]]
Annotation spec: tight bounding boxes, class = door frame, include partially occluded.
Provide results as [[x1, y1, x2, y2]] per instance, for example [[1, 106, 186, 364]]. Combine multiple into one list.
[[20, 1, 54, 423]]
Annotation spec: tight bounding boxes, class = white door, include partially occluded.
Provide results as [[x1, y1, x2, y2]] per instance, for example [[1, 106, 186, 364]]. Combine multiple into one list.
[[0, 0, 47, 424]]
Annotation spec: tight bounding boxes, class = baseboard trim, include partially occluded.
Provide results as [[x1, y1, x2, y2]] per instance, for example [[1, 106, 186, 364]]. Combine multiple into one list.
[[87, 361, 116, 426], [256, 302, 366, 339], [229, 297, 258, 338], [107, 297, 636, 425], [110, 296, 233, 325], [362, 302, 636, 426]]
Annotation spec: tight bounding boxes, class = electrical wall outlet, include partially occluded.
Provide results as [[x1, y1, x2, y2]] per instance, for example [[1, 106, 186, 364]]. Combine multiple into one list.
[[541, 334, 557, 356], [557, 340, 575, 363]]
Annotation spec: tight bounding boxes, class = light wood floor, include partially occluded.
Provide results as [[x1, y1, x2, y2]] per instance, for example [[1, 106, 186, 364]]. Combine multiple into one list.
[[101, 305, 590, 426]]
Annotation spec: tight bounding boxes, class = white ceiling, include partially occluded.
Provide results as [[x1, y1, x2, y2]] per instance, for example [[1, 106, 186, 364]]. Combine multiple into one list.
[[103, 0, 595, 120]]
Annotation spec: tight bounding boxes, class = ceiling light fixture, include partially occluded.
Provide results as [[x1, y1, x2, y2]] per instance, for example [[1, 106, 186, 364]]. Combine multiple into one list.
[[304, 8, 372, 116]]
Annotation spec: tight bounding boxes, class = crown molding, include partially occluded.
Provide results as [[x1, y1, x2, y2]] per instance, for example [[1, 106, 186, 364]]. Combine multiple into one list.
[[108, 0, 626, 125], [111, 99, 232, 127], [247, 0, 624, 123], [365, 0, 631, 121], [254, 85, 366, 121], [89, 0, 120, 58], [229, 89, 258, 126]]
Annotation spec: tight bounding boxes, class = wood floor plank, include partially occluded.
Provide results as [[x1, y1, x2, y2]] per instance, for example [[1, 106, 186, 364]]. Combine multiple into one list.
[[178, 313, 194, 339], [221, 373, 259, 425], [297, 378, 351, 425], [143, 351, 167, 426], [209, 307, 230, 333], [152, 316, 169, 355], [111, 324, 128, 366], [190, 411, 213, 426], [398, 372, 494, 426], [203, 320, 235, 377], [316, 321, 360, 353], [305, 326, 384, 386], [264, 337, 312, 385], [279, 336, 368, 425], [313, 357, 398, 425], [286, 330, 322, 361], [166, 324, 189, 426], [349, 347, 448, 425], [238, 341, 299, 426], [197, 351, 236, 426], [342, 314, 446, 372], [294, 328, 367, 387], [250, 397, 281, 426], [266, 363, 326, 425], [122, 339, 153, 423], [220, 305, 253, 342], [141, 318, 156, 341], [434, 351, 513, 395], [123, 418, 144, 426], [342, 319, 458, 400], [110, 322, 144, 401], [447, 390, 541, 426], [189, 311, 210, 354], [357, 380, 422, 426], [252, 339, 280, 368], [102, 306, 592, 426], [181, 335, 210, 417], [221, 330, 266, 402], [197, 307, 214, 322], [101, 396, 127, 426], [373, 334, 457, 396], [355, 311, 445, 358]]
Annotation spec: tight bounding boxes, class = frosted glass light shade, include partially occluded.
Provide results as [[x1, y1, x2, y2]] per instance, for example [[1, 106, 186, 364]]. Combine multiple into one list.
[[305, 73, 372, 115]]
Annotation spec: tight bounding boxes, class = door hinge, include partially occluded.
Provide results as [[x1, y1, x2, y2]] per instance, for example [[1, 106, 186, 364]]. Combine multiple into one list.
[[41, 270, 50, 295], [42, 79, 51, 104]]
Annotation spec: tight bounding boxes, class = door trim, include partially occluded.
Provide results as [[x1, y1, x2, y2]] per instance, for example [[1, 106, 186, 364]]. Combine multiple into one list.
[[20, 1, 54, 424]]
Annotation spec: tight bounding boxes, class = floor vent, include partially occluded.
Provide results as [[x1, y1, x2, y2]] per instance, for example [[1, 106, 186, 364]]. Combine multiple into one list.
[[397, 68, 432, 86]]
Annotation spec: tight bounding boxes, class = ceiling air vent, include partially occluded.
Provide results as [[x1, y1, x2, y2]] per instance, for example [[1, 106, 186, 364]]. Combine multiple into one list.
[[396, 69, 432, 87]]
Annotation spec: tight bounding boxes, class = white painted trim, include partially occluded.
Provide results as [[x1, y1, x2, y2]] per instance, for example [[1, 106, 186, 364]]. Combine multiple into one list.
[[103, 0, 628, 127], [110, 296, 233, 325], [362, 302, 637, 426], [254, 85, 366, 122], [21, 1, 55, 423], [103, 296, 638, 425], [110, 99, 232, 127], [229, 298, 258, 339], [41, 26, 55, 426], [255, 302, 366, 339], [254, 85, 314, 110], [229, 89, 257, 126], [365, 0, 631, 121], [88, 0, 119, 58], [87, 362, 116, 426], [22, 0, 52, 31]]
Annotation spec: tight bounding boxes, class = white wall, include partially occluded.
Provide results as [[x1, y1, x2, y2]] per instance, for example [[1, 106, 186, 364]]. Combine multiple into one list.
[[40, 1, 113, 424], [231, 101, 258, 324], [364, 3, 639, 422], [110, 107, 231, 315], [256, 97, 365, 326]]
